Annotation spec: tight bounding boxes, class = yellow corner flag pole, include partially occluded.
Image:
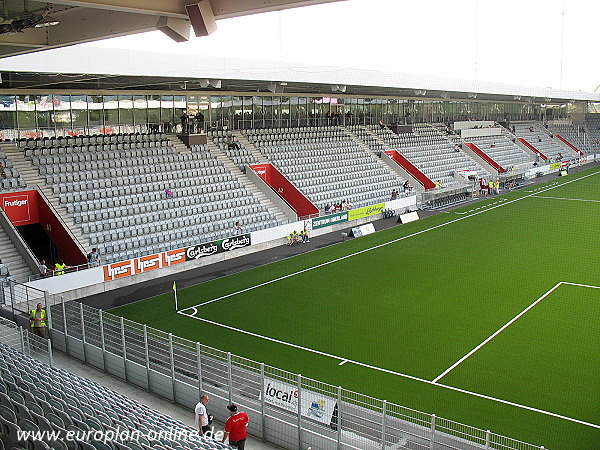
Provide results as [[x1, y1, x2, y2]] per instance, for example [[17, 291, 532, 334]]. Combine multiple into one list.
[[173, 280, 178, 311]]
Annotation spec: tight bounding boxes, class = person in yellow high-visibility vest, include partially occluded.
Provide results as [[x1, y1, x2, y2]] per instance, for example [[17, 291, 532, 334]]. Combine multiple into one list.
[[30, 303, 47, 338], [54, 259, 67, 275], [488, 180, 494, 195]]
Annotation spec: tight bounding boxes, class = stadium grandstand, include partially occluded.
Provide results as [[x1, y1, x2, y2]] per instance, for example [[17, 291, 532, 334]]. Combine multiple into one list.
[[1, 1, 600, 449]]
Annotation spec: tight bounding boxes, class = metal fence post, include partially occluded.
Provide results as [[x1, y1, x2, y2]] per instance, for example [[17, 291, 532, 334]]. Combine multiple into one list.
[[382, 400, 387, 449], [61, 296, 69, 354], [297, 374, 302, 449], [98, 310, 106, 372], [430, 414, 436, 449], [44, 291, 52, 333], [337, 386, 342, 449], [169, 333, 176, 402], [80, 302, 87, 363], [259, 363, 266, 441], [47, 338, 53, 368], [143, 324, 150, 391], [19, 326, 25, 353], [227, 352, 233, 404], [120, 316, 128, 382], [485, 429, 491, 449], [196, 342, 203, 395], [9, 281, 15, 320]]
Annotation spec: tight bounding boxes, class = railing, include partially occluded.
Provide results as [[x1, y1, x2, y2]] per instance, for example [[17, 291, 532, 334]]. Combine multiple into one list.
[[28, 261, 101, 282], [0, 316, 53, 367], [2, 280, 50, 316], [38, 297, 544, 450]]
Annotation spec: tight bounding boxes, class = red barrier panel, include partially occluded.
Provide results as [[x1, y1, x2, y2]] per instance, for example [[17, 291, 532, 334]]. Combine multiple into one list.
[[384, 151, 436, 189], [0, 190, 39, 226], [518, 138, 548, 161], [465, 143, 504, 173], [250, 164, 319, 218], [0, 189, 86, 265], [555, 134, 584, 156]]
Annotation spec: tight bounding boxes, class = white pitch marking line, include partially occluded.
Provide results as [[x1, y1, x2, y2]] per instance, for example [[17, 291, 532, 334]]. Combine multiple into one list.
[[182, 168, 600, 312], [434, 381, 600, 430], [432, 282, 564, 384], [532, 195, 600, 203], [561, 281, 600, 289], [177, 304, 600, 430], [176, 309, 431, 384]]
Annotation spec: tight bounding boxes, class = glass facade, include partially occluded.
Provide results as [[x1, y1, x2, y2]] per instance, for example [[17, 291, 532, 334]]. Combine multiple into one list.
[[0, 91, 563, 139]]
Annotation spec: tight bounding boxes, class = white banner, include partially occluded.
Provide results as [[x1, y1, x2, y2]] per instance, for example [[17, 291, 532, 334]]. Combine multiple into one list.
[[262, 377, 336, 425]]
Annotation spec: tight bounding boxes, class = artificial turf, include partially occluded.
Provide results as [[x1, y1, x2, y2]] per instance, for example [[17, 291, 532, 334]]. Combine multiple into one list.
[[111, 165, 600, 449]]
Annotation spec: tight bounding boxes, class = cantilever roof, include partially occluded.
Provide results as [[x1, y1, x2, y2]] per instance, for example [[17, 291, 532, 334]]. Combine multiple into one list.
[[1, 46, 599, 104]]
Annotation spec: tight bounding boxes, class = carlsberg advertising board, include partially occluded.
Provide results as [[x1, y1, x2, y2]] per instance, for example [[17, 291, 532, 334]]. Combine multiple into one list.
[[261, 377, 336, 426]]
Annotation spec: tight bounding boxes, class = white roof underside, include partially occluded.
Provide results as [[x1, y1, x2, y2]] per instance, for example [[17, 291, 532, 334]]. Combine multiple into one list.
[[1, 45, 599, 103]]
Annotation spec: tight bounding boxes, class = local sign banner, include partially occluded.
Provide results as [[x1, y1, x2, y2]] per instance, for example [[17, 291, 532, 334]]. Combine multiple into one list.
[[186, 234, 251, 261], [261, 377, 336, 426]]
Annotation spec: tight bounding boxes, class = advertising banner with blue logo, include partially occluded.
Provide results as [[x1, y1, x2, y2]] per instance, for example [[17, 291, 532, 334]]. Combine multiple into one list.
[[262, 377, 336, 426]]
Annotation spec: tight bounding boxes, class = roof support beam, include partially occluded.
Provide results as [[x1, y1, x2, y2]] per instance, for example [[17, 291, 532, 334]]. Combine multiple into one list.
[[47, 0, 189, 19]]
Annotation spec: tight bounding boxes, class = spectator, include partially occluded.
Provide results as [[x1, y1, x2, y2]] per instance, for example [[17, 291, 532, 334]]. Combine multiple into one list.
[[0, 161, 5, 179], [390, 189, 399, 200], [378, 120, 386, 130], [38, 260, 49, 278], [435, 180, 442, 191], [195, 112, 204, 132], [511, 125, 516, 134], [165, 189, 174, 198], [180, 112, 189, 133], [324, 204, 331, 213], [343, 199, 352, 210], [222, 404, 249, 449], [195, 394, 212, 436], [231, 221, 243, 236], [87, 248, 100, 267], [0, 258, 11, 280], [403, 180, 413, 195], [227, 135, 240, 150], [29, 303, 47, 338]]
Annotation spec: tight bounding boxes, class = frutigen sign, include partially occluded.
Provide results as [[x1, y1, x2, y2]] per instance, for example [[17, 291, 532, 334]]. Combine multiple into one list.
[[261, 377, 336, 426]]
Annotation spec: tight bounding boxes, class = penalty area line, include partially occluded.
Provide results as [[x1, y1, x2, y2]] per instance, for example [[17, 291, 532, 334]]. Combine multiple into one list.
[[177, 307, 600, 430], [432, 282, 564, 384]]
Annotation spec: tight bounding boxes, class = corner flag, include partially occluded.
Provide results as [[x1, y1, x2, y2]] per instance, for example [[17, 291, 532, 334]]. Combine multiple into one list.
[[173, 280, 178, 311]]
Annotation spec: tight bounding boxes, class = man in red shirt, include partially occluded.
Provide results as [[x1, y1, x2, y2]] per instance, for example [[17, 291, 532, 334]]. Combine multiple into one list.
[[222, 404, 249, 449]]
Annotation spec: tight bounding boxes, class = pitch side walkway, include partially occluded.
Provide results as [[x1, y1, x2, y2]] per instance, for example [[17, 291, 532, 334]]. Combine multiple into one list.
[[50, 350, 280, 450], [79, 161, 598, 311]]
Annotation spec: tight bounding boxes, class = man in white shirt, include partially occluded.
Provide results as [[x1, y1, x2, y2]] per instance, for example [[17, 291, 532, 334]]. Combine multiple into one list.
[[231, 221, 242, 236], [195, 394, 211, 436]]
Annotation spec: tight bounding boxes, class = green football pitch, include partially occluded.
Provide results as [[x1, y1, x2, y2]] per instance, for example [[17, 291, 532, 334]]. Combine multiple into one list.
[[111, 166, 600, 449]]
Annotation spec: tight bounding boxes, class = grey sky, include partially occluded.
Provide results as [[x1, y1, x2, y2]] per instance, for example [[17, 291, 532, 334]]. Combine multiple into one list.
[[82, 0, 599, 93]]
